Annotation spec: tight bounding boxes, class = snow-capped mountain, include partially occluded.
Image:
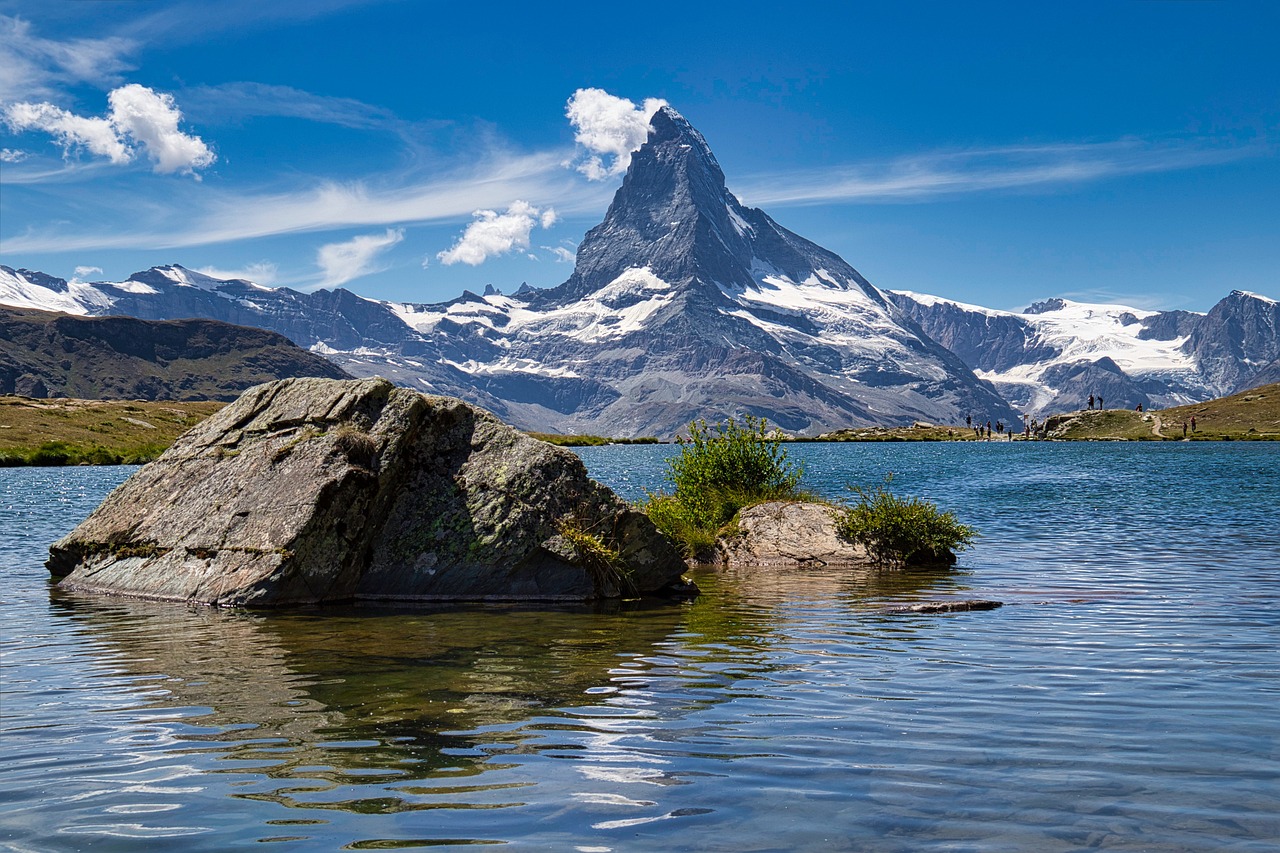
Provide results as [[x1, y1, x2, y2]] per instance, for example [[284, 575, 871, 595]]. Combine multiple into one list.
[[888, 289, 1280, 414], [377, 106, 1022, 435], [4, 106, 1273, 432], [0, 107, 1021, 436]]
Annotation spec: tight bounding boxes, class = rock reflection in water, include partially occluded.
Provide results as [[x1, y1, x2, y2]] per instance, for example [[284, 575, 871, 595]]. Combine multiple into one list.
[[47, 560, 954, 823]]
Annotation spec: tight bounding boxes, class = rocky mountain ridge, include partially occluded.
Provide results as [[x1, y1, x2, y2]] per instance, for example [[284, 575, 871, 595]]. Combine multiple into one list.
[[888, 289, 1279, 415], [3, 107, 1275, 429]]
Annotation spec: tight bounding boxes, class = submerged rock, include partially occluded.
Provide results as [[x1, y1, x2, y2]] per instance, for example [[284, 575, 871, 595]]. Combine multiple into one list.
[[888, 600, 1003, 614], [48, 377, 693, 606], [714, 501, 871, 568]]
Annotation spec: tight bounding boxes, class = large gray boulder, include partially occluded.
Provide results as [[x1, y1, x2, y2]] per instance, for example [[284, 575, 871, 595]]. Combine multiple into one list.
[[714, 501, 871, 568], [48, 377, 693, 606]]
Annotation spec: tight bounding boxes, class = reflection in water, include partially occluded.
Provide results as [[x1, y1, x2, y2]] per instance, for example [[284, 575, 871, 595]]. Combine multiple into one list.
[[41, 563, 952, 832]]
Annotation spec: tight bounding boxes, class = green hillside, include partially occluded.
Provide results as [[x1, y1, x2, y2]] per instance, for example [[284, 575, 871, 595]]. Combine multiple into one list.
[[1043, 383, 1280, 441], [0, 397, 223, 465]]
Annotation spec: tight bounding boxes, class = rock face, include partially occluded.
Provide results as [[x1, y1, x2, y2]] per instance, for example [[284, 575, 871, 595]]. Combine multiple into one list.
[[47, 377, 691, 606], [714, 501, 870, 568]]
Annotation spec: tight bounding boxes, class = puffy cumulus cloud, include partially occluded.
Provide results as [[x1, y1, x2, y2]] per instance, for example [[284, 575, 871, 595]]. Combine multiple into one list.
[[566, 88, 667, 181], [3, 83, 214, 175], [5, 102, 130, 163], [316, 228, 403, 288], [107, 85, 215, 174], [437, 201, 557, 266], [195, 262, 279, 285], [73, 265, 102, 278]]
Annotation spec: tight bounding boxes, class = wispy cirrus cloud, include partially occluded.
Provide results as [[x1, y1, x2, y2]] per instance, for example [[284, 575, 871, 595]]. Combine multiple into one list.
[[0, 15, 136, 102], [1, 149, 600, 253], [180, 82, 411, 132], [735, 138, 1264, 206]]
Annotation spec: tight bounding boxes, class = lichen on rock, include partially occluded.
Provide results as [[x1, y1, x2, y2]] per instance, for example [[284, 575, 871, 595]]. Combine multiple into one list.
[[48, 377, 693, 606]]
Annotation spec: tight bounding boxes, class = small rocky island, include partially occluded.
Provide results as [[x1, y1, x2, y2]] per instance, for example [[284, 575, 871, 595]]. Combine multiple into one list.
[[48, 377, 693, 606]]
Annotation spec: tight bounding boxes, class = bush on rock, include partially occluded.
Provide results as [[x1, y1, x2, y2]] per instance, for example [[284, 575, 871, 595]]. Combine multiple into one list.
[[832, 476, 976, 568]]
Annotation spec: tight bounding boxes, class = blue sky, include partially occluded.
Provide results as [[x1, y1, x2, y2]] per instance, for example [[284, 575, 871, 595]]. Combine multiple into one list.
[[1, 0, 1276, 312]]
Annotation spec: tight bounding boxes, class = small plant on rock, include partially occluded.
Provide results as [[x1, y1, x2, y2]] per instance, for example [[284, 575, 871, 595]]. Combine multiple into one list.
[[557, 516, 635, 597], [832, 475, 976, 568], [642, 415, 804, 559], [334, 424, 379, 468]]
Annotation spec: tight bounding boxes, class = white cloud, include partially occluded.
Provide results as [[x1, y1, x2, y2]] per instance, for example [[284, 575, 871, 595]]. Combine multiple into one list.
[[0, 15, 135, 102], [73, 265, 102, 278], [566, 88, 667, 181], [545, 245, 575, 263], [1, 150, 607, 253], [194, 262, 278, 285], [107, 85, 215, 174], [735, 139, 1257, 206], [437, 201, 557, 266], [0, 148, 28, 163], [4, 83, 214, 175], [316, 228, 403, 288], [5, 102, 131, 163]]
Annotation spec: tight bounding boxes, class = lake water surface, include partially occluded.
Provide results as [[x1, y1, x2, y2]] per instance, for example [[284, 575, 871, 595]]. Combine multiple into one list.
[[2, 442, 1278, 851]]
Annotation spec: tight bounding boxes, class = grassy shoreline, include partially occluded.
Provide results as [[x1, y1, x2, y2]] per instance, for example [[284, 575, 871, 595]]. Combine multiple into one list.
[[4, 382, 1277, 466], [0, 397, 224, 466]]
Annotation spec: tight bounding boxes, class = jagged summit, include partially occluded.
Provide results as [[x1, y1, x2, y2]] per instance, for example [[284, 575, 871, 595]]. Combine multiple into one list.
[[543, 106, 871, 308]]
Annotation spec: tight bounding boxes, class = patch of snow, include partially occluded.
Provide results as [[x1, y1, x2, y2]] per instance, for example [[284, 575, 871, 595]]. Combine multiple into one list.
[[106, 279, 160, 295], [0, 267, 92, 314], [892, 290, 1008, 318], [726, 204, 754, 237]]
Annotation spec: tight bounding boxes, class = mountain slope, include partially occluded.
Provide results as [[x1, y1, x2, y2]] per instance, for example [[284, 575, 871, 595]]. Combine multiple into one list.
[[0, 306, 350, 400], [888, 290, 1279, 415], [383, 107, 1022, 435]]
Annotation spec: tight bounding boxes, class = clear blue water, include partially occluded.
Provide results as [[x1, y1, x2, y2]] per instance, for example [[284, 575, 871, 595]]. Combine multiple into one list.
[[2, 443, 1278, 851]]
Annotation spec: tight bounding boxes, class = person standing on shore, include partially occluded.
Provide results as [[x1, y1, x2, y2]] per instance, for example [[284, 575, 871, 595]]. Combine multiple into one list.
[[1088, 394, 1095, 410], [1183, 420, 1188, 437], [1191, 416, 1197, 432]]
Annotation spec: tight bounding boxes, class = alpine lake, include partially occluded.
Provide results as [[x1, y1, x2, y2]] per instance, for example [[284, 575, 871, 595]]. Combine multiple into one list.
[[2, 441, 1277, 851]]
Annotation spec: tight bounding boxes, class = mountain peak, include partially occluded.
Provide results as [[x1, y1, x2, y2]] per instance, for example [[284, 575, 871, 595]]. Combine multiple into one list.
[[647, 106, 721, 171], [548, 105, 876, 304]]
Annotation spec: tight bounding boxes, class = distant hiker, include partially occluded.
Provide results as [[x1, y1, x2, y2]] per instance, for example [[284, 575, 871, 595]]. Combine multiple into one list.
[[1136, 403, 1143, 412], [1099, 397, 1104, 410], [1191, 416, 1197, 432], [966, 414, 972, 428], [1088, 394, 1095, 410], [1183, 420, 1188, 437]]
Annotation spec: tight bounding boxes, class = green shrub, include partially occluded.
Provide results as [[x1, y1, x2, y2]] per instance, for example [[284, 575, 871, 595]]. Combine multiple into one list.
[[832, 476, 976, 568], [643, 416, 804, 558]]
